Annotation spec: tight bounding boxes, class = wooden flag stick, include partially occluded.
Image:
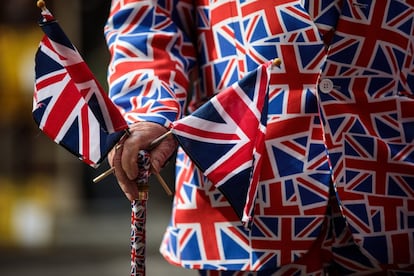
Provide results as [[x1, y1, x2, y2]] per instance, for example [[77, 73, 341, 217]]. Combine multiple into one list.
[[92, 167, 115, 183], [149, 130, 173, 148], [92, 165, 172, 196]]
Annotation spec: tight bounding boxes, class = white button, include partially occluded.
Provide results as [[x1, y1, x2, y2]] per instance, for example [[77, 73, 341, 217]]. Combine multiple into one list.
[[319, 79, 334, 93]]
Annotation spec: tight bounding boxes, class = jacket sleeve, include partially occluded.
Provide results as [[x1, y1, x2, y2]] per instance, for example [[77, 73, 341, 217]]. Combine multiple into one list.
[[105, 0, 197, 127]]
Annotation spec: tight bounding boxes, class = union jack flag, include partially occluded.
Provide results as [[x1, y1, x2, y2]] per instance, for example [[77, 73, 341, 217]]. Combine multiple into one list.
[[171, 61, 272, 226], [33, 7, 128, 167]]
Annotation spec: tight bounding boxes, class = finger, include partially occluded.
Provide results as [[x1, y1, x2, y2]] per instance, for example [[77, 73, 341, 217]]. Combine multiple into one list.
[[108, 133, 127, 168], [121, 134, 140, 180], [150, 135, 177, 172], [112, 144, 139, 201]]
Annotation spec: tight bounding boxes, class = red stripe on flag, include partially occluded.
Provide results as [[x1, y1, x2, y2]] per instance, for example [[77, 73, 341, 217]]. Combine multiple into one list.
[[36, 72, 66, 89], [42, 80, 82, 140], [66, 62, 96, 84]]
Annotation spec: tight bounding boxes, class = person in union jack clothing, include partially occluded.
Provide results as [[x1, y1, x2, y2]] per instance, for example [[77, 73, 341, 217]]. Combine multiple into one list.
[[106, 0, 414, 274]]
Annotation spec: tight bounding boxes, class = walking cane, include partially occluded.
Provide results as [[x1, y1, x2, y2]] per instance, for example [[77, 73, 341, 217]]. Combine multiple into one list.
[[94, 134, 173, 276], [131, 150, 151, 276]]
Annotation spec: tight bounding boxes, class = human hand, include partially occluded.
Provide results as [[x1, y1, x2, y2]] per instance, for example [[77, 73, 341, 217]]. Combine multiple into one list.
[[108, 122, 177, 201]]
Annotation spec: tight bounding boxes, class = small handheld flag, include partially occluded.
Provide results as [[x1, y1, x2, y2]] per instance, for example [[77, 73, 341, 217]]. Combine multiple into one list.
[[171, 60, 274, 226], [33, 0, 128, 167], [33, 3, 171, 275]]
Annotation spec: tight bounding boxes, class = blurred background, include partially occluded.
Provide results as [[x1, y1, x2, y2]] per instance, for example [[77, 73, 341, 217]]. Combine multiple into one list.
[[0, 0, 194, 275]]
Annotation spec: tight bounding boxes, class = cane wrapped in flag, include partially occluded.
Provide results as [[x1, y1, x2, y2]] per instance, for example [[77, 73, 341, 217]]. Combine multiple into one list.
[[130, 150, 152, 275]]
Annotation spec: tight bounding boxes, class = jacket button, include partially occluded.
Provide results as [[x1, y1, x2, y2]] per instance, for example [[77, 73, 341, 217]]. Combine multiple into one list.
[[319, 79, 334, 93]]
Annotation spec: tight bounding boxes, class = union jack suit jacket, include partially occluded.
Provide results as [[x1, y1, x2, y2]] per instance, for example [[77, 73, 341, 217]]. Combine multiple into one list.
[[105, 0, 414, 274]]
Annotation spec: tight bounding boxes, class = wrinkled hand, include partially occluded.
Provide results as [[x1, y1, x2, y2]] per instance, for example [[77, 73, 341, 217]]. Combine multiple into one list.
[[108, 122, 177, 201]]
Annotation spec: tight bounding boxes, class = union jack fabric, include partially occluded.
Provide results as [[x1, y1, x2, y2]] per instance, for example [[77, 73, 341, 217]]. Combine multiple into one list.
[[171, 61, 271, 226], [130, 150, 151, 276], [105, 0, 414, 273], [34, 7, 128, 167]]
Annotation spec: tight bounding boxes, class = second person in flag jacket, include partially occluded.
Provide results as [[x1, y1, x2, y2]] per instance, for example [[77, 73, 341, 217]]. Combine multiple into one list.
[[106, 0, 414, 274]]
